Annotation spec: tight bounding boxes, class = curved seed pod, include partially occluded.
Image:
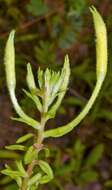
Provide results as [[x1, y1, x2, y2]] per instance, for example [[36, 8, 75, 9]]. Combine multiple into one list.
[[4, 31, 40, 129], [44, 7, 108, 138], [90, 6, 107, 81]]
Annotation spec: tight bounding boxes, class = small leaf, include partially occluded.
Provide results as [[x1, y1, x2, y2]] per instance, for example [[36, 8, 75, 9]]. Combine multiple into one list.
[[37, 67, 44, 89], [26, 63, 36, 91], [15, 160, 27, 177], [23, 89, 42, 112], [16, 133, 34, 144], [38, 160, 53, 184], [28, 173, 42, 186], [5, 145, 26, 151], [24, 146, 37, 164], [11, 117, 40, 130], [15, 177, 22, 187], [1, 169, 22, 178]]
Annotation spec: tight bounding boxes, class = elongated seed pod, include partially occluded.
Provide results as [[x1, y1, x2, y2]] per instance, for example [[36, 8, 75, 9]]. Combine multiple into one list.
[[4, 30, 40, 129], [90, 6, 107, 80], [44, 7, 108, 138], [4, 30, 16, 90]]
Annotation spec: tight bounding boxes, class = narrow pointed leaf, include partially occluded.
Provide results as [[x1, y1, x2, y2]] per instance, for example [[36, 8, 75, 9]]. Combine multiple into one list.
[[23, 89, 42, 112], [1, 169, 22, 178], [26, 63, 36, 91], [15, 160, 28, 177], [38, 160, 53, 184], [16, 133, 34, 144], [24, 146, 37, 164], [11, 117, 40, 130], [5, 145, 26, 151], [28, 173, 42, 186]]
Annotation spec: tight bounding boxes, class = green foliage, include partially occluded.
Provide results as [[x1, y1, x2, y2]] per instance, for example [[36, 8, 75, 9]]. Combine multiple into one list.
[[26, 0, 49, 16], [35, 41, 56, 66], [50, 139, 104, 188]]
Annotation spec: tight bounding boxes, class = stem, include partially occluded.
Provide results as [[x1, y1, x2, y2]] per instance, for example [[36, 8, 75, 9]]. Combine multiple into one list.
[[20, 114, 47, 190]]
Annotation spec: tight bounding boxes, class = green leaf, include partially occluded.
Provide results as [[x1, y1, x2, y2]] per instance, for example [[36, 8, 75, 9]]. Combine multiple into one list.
[[27, 0, 49, 17], [37, 67, 44, 89], [28, 173, 42, 186], [5, 145, 26, 151], [15, 160, 27, 177], [84, 144, 104, 168], [24, 146, 37, 164], [38, 160, 53, 184], [1, 169, 22, 178], [16, 133, 34, 144], [15, 177, 22, 187], [26, 63, 36, 91], [11, 117, 40, 130], [23, 89, 42, 112]]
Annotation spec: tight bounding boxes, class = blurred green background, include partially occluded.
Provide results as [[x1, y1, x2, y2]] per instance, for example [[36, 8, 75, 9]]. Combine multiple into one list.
[[0, 0, 112, 189]]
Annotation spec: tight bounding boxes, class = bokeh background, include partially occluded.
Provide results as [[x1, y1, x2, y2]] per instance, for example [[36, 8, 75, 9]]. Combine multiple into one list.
[[0, 0, 112, 189]]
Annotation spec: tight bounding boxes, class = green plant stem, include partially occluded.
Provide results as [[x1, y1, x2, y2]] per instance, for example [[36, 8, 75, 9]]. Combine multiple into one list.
[[20, 115, 47, 190]]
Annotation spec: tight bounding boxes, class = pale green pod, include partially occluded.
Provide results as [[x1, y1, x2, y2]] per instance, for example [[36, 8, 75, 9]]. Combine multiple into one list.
[[4, 30, 16, 90], [44, 7, 108, 138], [90, 6, 107, 80], [4, 31, 40, 129]]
